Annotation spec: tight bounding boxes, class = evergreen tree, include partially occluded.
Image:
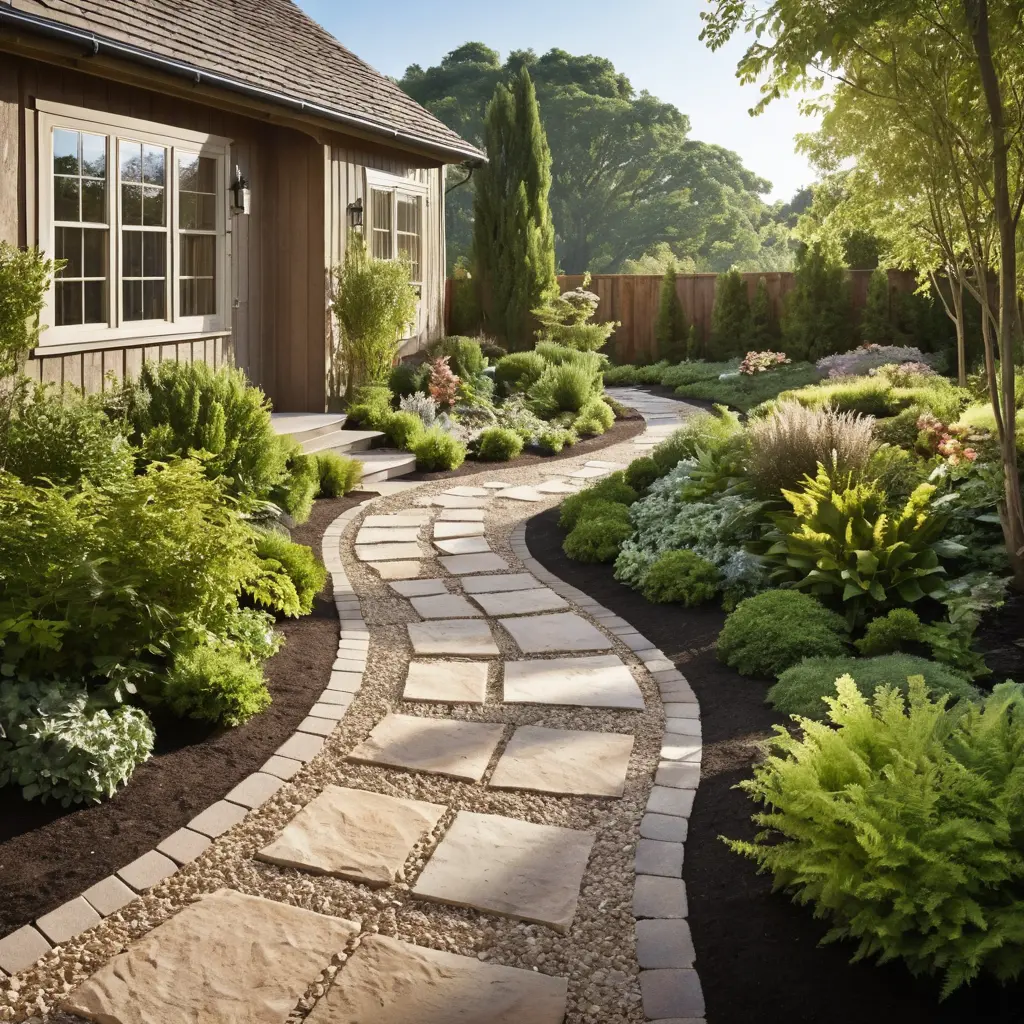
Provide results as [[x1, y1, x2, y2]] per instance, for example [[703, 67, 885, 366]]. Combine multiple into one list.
[[654, 262, 688, 361], [782, 243, 855, 362], [859, 268, 895, 345], [709, 269, 753, 359], [473, 67, 557, 350], [749, 276, 780, 350]]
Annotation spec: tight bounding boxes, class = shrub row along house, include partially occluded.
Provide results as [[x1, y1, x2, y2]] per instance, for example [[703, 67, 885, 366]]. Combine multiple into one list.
[[0, 0, 482, 410]]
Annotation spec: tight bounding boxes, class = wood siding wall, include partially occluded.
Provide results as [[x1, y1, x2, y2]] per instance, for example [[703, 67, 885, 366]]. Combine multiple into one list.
[[556, 270, 919, 364], [1, 51, 448, 411]]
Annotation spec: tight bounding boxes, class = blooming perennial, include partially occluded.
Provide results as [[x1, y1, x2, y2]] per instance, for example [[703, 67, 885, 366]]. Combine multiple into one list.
[[739, 350, 790, 375]]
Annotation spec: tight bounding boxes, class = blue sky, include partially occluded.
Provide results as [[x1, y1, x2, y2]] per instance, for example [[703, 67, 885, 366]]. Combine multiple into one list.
[[297, 0, 818, 203]]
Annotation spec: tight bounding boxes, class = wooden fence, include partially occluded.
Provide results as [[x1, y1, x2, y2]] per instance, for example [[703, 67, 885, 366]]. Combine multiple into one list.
[[553, 270, 919, 364]]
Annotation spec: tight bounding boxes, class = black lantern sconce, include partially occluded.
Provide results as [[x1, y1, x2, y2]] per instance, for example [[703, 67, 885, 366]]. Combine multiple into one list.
[[231, 165, 251, 215], [347, 197, 363, 228]]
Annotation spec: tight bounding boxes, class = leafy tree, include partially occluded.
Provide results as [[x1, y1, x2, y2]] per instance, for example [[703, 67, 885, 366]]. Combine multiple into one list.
[[655, 262, 687, 361], [400, 46, 793, 274], [473, 67, 557, 350], [782, 244, 855, 362], [709, 269, 752, 359]]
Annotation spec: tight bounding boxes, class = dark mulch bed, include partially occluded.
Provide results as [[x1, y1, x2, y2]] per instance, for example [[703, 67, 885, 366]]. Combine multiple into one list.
[[0, 493, 371, 939], [976, 591, 1024, 683], [404, 410, 645, 482], [526, 505, 1023, 1024]]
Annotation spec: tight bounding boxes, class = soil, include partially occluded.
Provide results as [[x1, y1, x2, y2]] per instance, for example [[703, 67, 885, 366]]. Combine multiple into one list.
[[975, 591, 1024, 683], [526, 505, 1024, 1024], [405, 409, 645, 482], [0, 493, 370, 939]]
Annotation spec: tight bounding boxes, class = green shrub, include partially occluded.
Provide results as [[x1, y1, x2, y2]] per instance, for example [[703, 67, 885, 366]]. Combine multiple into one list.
[[872, 408, 922, 449], [426, 336, 486, 379], [575, 398, 615, 433], [164, 646, 271, 727], [660, 360, 737, 388], [271, 438, 319, 524], [563, 514, 633, 563], [495, 352, 546, 395], [763, 466, 961, 626], [381, 410, 426, 450], [0, 681, 154, 806], [533, 275, 617, 352], [855, 608, 925, 656], [345, 384, 393, 429], [222, 606, 283, 664], [709, 269, 753, 359], [781, 242, 854, 361], [750, 276, 779, 349], [863, 443, 928, 500], [476, 426, 524, 461], [411, 428, 467, 471], [388, 361, 425, 399], [536, 427, 577, 453], [768, 653, 979, 720], [656, 264, 687, 361], [529, 363, 599, 415], [718, 590, 849, 678], [558, 473, 638, 529], [652, 406, 742, 474], [5, 385, 135, 488], [573, 498, 633, 529], [727, 676, 1024, 995], [603, 361, 670, 386], [641, 550, 720, 605], [676, 361, 820, 413], [124, 360, 287, 501], [534, 342, 605, 376], [248, 531, 327, 617], [625, 456, 660, 493], [316, 452, 362, 497]]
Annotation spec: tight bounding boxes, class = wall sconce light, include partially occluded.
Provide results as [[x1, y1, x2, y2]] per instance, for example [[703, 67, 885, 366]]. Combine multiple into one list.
[[231, 165, 251, 215], [347, 197, 363, 228]]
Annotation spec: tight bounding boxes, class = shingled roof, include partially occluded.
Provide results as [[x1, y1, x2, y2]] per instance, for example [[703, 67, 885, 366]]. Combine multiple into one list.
[[1, 0, 483, 162]]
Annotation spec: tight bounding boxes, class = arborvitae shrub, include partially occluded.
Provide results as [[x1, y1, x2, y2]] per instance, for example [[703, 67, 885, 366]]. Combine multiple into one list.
[[411, 428, 467, 471], [718, 590, 849, 678], [860, 268, 895, 345], [686, 324, 701, 360], [782, 243, 855, 361], [749, 276, 779, 349], [709, 269, 752, 359], [655, 263, 687, 362], [641, 550, 720, 605], [476, 426, 524, 461], [316, 452, 362, 497]]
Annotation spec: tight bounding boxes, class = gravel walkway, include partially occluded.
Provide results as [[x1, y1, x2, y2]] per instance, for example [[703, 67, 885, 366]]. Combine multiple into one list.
[[1, 390, 708, 1024]]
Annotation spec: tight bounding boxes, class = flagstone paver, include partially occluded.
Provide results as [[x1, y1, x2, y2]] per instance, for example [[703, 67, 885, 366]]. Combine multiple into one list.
[[500, 611, 615, 654], [355, 526, 421, 544], [433, 535, 491, 555], [495, 484, 545, 501], [372, 560, 423, 580], [402, 659, 489, 704], [63, 890, 358, 1024], [412, 811, 594, 932], [354, 542, 423, 562], [432, 520, 486, 538], [416, 494, 489, 509], [443, 485, 490, 497], [363, 514, 430, 528], [348, 714, 505, 781], [409, 593, 482, 619], [468, 586, 568, 616], [536, 479, 580, 493], [436, 507, 485, 521], [390, 578, 447, 597], [407, 619, 499, 656], [461, 571, 540, 593], [306, 934, 568, 1024], [503, 654, 645, 709], [439, 552, 509, 574], [489, 726, 634, 797], [258, 786, 445, 885]]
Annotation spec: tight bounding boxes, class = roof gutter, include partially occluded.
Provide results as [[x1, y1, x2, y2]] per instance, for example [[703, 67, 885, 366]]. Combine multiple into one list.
[[0, 5, 486, 165]]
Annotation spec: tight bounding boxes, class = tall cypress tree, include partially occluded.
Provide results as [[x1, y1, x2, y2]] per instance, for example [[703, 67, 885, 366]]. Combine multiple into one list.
[[473, 67, 557, 350], [654, 261, 687, 362]]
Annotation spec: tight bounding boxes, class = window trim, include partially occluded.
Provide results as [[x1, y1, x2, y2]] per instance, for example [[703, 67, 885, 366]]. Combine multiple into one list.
[[364, 168, 427, 286], [36, 100, 232, 349]]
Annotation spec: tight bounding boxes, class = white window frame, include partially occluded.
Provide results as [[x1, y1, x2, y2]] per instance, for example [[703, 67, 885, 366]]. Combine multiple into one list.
[[37, 100, 232, 349], [364, 168, 428, 287]]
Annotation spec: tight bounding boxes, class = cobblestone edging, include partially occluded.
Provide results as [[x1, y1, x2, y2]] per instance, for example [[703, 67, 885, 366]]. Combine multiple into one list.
[[0, 498, 377, 979]]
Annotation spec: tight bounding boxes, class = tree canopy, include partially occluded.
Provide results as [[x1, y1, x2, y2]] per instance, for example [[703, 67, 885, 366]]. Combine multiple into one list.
[[400, 45, 795, 274]]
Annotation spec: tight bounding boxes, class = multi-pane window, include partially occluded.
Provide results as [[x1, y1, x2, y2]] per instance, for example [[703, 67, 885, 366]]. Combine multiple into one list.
[[39, 102, 229, 345], [365, 170, 427, 286]]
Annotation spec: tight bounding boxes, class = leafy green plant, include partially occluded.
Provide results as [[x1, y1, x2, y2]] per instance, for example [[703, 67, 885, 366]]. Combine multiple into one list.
[[476, 426, 524, 461], [641, 550, 720, 605], [537, 427, 577, 453], [652, 406, 743, 475], [767, 654, 979, 720], [495, 351, 546, 395], [0, 680, 154, 806], [332, 231, 417, 395], [411, 427, 467, 471], [863, 443, 928, 500], [222, 606, 282, 664], [855, 608, 925, 656], [426, 336, 486, 379], [123, 360, 288, 501], [625, 456, 660, 493], [709, 269, 752, 359], [271, 438, 319, 524], [316, 452, 362, 497], [573, 397, 615, 436], [529, 363, 599, 416], [563, 511, 633, 562], [728, 677, 1024, 995], [558, 473, 638, 529], [248, 531, 326, 617], [718, 590, 849, 678], [381, 410, 426, 450], [164, 646, 271, 727], [345, 384, 393, 429], [762, 467, 962, 626]]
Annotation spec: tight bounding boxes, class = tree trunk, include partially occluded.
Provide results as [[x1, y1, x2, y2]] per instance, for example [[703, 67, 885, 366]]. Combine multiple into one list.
[[967, 0, 1024, 586]]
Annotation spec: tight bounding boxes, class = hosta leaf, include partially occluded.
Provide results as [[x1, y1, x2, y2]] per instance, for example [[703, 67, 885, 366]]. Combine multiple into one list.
[[897, 580, 926, 603]]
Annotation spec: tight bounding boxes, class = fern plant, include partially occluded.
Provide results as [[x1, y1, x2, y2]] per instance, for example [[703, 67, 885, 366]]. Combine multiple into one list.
[[762, 466, 964, 626], [728, 677, 1024, 997]]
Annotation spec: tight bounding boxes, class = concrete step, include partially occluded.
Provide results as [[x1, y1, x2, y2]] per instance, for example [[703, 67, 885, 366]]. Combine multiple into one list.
[[301, 428, 383, 456], [356, 449, 417, 485], [270, 413, 346, 444]]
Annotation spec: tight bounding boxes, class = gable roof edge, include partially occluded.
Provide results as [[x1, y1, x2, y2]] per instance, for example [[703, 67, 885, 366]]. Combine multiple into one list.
[[0, 4, 485, 165]]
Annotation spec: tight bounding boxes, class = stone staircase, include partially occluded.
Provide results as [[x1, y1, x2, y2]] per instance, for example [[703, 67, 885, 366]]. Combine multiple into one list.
[[270, 413, 416, 486]]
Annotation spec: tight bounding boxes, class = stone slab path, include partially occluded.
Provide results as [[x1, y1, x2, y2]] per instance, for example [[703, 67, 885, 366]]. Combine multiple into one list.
[[4, 387, 709, 1024]]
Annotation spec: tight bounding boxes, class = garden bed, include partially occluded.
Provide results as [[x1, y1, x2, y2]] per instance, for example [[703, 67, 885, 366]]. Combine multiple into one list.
[[526, 504, 1023, 1024], [0, 493, 371, 939], [405, 406, 645, 481]]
